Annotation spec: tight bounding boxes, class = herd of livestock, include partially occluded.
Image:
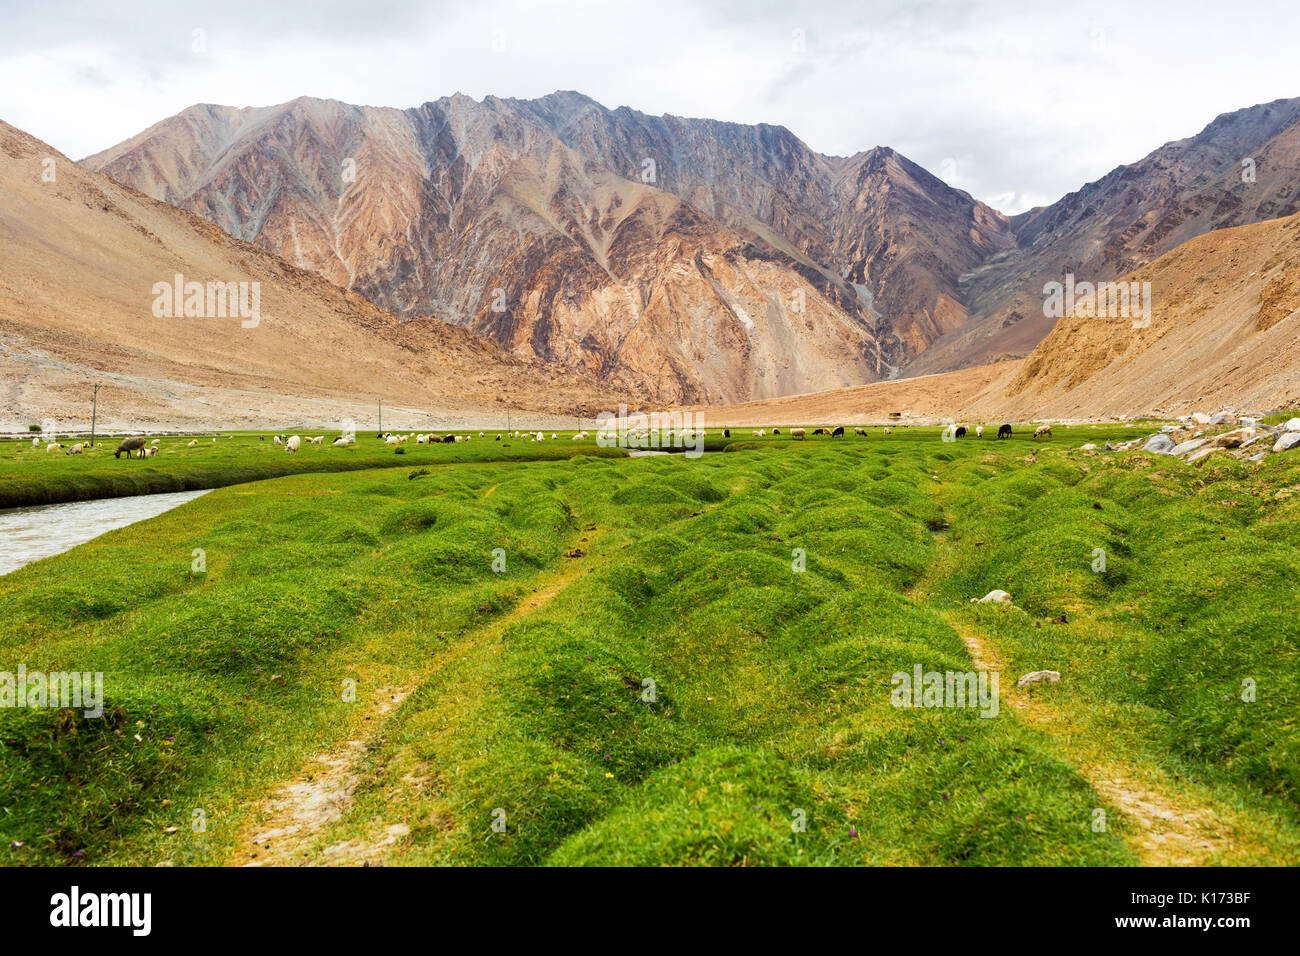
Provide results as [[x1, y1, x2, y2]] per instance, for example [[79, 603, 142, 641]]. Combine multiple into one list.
[[14, 422, 1046, 459]]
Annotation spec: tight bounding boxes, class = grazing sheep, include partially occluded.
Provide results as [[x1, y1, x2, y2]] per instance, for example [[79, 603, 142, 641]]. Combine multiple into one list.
[[772, 428, 780, 435], [385, 435, 402, 446], [883, 427, 892, 435], [955, 426, 967, 439], [831, 426, 845, 437], [753, 429, 765, 437], [65, 443, 84, 455], [416, 434, 428, 444], [142, 446, 157, 458], [1034, 424, 1053, 439], [285, 435, 301, 454], [333, 435, 354, 446], [997, 424, 1012, 439], [187, 440, 198, 447], [45, 442, 63, 453], [976, 425, 984, 439], [495, 434, 501, 441], [150, 438, 160, 446], [812, 428, 825, 435], [273, 435, 282, 445], [442, 434, 456, 444], [115, 436, 146, 459], [972, 589, 1013, 605], [31, 436, 39, 447], [723, 428, 730, 438], [855, 427, 867, 436], [790, 427, 807, 439], [308, 436, 324, 445]]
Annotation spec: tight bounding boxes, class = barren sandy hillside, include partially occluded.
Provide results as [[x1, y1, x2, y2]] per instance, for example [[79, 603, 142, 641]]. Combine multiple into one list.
[[674, 362, 1017, 426], [975, 212, 1300, 420], [0, 119, 632, 432]]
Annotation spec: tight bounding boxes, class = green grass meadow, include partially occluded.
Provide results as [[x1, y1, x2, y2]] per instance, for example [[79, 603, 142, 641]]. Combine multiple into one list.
[[1, 426, 1296, 865]]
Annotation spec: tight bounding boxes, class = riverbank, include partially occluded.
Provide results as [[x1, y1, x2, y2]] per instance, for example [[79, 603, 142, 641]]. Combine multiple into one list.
[[0, 489, 211, 576]]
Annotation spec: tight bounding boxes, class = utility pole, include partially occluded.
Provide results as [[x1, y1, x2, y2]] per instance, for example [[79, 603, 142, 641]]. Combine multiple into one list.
[[90, 382, 100, 447]]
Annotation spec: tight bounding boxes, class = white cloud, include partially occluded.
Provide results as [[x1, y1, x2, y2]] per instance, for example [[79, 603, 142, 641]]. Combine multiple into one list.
[[0, 0, 1295, 213]]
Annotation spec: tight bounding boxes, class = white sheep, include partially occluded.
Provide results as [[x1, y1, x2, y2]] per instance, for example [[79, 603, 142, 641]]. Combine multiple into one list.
[[64, 443, 84, 455], [187, 440, 198, 447], [45, 442, 62, 453], [273, 435, 282, 445], [976, 425, 984, 438], [286, 435, 301, 454], [31, 436, 39, 447]]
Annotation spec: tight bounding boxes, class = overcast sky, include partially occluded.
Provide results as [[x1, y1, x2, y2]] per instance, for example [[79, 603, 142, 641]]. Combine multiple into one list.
[[1, 0, 1295, 214]]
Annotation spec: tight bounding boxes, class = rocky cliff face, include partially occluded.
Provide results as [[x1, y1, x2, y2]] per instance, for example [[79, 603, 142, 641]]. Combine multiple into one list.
[[85, 93, 1010, 403]]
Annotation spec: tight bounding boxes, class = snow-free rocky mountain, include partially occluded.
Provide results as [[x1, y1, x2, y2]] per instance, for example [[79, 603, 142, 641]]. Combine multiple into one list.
[[86, 93, 1300, 403]]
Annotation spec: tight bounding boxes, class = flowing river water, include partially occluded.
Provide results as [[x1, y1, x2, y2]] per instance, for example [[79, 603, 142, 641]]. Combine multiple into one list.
[[0, 490, 210, 577]]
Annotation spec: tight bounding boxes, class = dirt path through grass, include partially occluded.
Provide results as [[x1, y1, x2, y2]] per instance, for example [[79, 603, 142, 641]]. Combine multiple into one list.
[[938, 608, 1235, 865], [233, 524, 611, 866]]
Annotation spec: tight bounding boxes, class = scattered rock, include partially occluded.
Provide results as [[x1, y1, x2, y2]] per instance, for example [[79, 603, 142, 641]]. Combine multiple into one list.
[[1143, 433, 1176, 454], [1273, 432, 1300, 454], [1016, 670, 1061, 687], [1283, 418, 1300, 432], [1209, 412, 1232, 425], [972, 589, 1012, 605], [1210, 427, 1255, 448], [1170, 438, 1207, 457], [1190, 412, 1212, 425], [1080, 443, 1098, 450]]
